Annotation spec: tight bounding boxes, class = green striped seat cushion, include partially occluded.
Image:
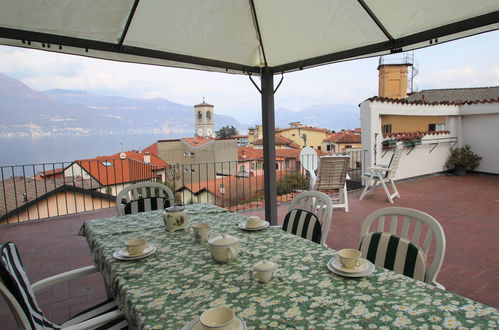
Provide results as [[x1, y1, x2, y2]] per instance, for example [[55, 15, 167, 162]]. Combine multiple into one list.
[[283, 209, 322, 244], [359, 232, 427, 282], [124, 197, 171, 215]]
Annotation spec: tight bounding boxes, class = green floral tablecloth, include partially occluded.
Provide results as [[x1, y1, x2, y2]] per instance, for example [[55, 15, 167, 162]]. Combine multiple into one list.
[[81, 203, 498, 329]]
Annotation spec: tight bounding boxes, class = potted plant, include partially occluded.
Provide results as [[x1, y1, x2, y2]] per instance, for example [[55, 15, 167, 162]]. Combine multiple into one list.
[[445, 145, 482, 175]]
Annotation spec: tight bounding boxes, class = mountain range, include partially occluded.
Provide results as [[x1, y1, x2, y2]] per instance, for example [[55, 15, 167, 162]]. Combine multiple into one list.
[[0, 72, 359, 137]]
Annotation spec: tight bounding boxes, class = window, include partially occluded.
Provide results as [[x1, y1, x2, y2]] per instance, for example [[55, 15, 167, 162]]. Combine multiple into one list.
[[285, 159, 291, 169], [275, 163, 279, 170], [206, 111, 211, 120], [429, 123, 445, 131], [344, 145, 352, 149], [382, 124, 392, 134], [101, 161, 113, 167], [197, 111, 202, 120], [318, 146, 321, 151], [326, 145, 331, 152]]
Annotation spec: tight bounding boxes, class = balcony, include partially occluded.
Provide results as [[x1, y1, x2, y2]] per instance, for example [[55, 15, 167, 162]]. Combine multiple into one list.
[[1, 173, 498, 328]]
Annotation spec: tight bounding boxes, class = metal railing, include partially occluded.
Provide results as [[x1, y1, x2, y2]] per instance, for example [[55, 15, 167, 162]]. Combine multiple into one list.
[[1, 149, 364, 225]]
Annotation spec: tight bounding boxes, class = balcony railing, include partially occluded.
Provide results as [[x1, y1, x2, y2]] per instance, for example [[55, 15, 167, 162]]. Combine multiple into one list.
[[0, 149, 364, 224]]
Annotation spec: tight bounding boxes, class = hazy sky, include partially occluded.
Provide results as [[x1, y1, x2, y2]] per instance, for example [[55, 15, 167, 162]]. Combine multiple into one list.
[[0, 30, 497, 123]]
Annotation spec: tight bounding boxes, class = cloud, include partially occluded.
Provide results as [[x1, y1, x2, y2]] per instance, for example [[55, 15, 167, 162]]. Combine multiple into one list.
[[416, 66, 499, 90]]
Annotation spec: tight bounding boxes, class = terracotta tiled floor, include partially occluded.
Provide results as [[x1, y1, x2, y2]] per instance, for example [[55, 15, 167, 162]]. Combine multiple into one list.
[[1, 173, 498, 328]]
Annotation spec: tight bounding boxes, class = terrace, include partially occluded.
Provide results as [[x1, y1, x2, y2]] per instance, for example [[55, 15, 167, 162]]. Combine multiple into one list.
[[1, 172, 498, 328]]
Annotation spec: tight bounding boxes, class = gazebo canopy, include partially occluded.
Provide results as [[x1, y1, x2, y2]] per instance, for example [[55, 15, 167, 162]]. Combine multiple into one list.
[[1, 0, 498, 223], [0, 0, 497, 75]]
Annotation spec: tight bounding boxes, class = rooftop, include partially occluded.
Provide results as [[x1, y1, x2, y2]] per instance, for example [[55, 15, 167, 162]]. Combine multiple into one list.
[[0, 174, 497, 328], [407, 86, 499, 103]]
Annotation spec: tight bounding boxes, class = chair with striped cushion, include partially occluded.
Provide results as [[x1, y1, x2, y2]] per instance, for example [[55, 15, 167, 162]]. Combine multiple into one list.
[[282, 191, 333, 246], [360, 232, 427, 282], [0, 242, 128, 330], [359, 207, 446, 288], [116, 182, 174, 216]]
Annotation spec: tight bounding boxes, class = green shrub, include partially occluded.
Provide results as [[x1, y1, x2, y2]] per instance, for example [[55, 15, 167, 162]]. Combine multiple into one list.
[[276, 173, 308, 195], [445, 145, 481, 170]]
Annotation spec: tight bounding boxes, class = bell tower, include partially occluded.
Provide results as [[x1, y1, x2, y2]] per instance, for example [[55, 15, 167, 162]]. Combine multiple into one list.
[[193, 98, 215, 138]]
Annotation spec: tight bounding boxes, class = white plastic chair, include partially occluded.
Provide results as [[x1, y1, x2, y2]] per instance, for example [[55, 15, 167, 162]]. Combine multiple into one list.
[[359, 207, 446, 288], [300, 147, 318, 190], [312, 156, 350, 212], [0, 242, 127, 329], [116, 182, 174, 216], [359, 141, 403, 203], [281, 191, 333, 246]]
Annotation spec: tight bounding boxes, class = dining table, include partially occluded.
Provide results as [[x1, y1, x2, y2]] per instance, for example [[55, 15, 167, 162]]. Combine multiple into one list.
[[80, 203, 498, 329]]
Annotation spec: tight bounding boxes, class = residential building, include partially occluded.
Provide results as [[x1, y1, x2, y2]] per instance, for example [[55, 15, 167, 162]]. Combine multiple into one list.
[[145, 137, 238, 185], [0, 176, 113, 224], [323, 130, 362, 154], [247, 125, 263, 146], [238, 146, 303, 176], [253, 135, 300, 149], [275, 122, 330, 150], [360, 97, 499, 180], [65, 151, 168, 196], [234, 135, 249, 147]]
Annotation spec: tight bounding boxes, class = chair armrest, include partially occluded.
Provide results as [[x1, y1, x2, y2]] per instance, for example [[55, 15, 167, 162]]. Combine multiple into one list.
[[367, 166, 389, 172], [32, 265, 97, 292], [62, 310, 124, 330]]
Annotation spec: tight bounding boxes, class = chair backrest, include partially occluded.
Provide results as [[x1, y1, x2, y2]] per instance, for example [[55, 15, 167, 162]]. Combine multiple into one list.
[[0, 242, 59, 330], [360, 207, 446, 286], [116, 182, 174, 216], [282, 209, 323, 244], [287, 191, 333, 245], [385, 142, 403, 180], [360, 232, 427, 282], [315, 156, 349, 191]]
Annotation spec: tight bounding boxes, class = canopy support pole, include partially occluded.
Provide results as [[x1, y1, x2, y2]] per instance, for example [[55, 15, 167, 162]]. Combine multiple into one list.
[[261, 68, 277, 225]]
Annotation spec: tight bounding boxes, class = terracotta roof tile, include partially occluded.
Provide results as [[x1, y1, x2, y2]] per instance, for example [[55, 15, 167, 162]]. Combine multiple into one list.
[[325, 132, 361, 143], [254, 135, 300, 148], [367, 95, 499, 106], [76, 151, 168, 186], [276, 126, 330, 134]]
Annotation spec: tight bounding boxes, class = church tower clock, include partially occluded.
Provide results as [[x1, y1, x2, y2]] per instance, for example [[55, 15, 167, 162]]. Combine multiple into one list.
[[194, 98, 215, 138]]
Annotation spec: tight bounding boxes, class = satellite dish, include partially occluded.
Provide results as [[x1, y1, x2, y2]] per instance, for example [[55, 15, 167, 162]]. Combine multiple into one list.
[[300, 147, 318, 172], [119, 152, 126, 160]]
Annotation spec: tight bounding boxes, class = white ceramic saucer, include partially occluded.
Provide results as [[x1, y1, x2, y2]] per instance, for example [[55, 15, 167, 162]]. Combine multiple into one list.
[[113, 244, 157, 261], [182, 315, 246, 330], [238, 221, 270, 231], [327, 256, 375, 278]]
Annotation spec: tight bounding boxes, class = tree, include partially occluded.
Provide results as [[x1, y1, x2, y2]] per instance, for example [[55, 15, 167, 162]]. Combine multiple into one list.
[[216, 125, 239, 139]]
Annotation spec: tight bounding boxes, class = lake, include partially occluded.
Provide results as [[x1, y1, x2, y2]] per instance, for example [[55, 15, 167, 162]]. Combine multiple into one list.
[[0, 134, 176, 166]]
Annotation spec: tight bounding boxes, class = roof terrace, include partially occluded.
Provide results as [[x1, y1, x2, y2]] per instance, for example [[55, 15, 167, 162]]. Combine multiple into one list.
[[0, 173, 497, 328]]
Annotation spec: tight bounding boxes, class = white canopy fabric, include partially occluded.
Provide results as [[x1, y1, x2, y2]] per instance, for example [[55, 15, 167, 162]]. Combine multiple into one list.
[[0, 0, 498, 223], [0, 0, 498, 75]]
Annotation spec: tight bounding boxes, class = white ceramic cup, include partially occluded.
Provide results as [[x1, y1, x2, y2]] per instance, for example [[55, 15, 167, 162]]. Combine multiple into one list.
[[125, 238, 146, 256], [189, 223, 210, 242], [338, 248, 362, 269], [252, 260, 277, 284], [199, 306, 234, 330], [246, 216, 263, 228]]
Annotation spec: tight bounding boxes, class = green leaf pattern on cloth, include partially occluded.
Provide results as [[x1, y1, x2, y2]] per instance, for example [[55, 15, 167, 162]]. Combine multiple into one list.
[[81, 203, 498, 329]]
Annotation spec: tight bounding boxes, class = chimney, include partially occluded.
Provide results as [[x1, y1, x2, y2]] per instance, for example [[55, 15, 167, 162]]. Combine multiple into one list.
[[378, 64, 410, 99], [143, 152, 151, 164]]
